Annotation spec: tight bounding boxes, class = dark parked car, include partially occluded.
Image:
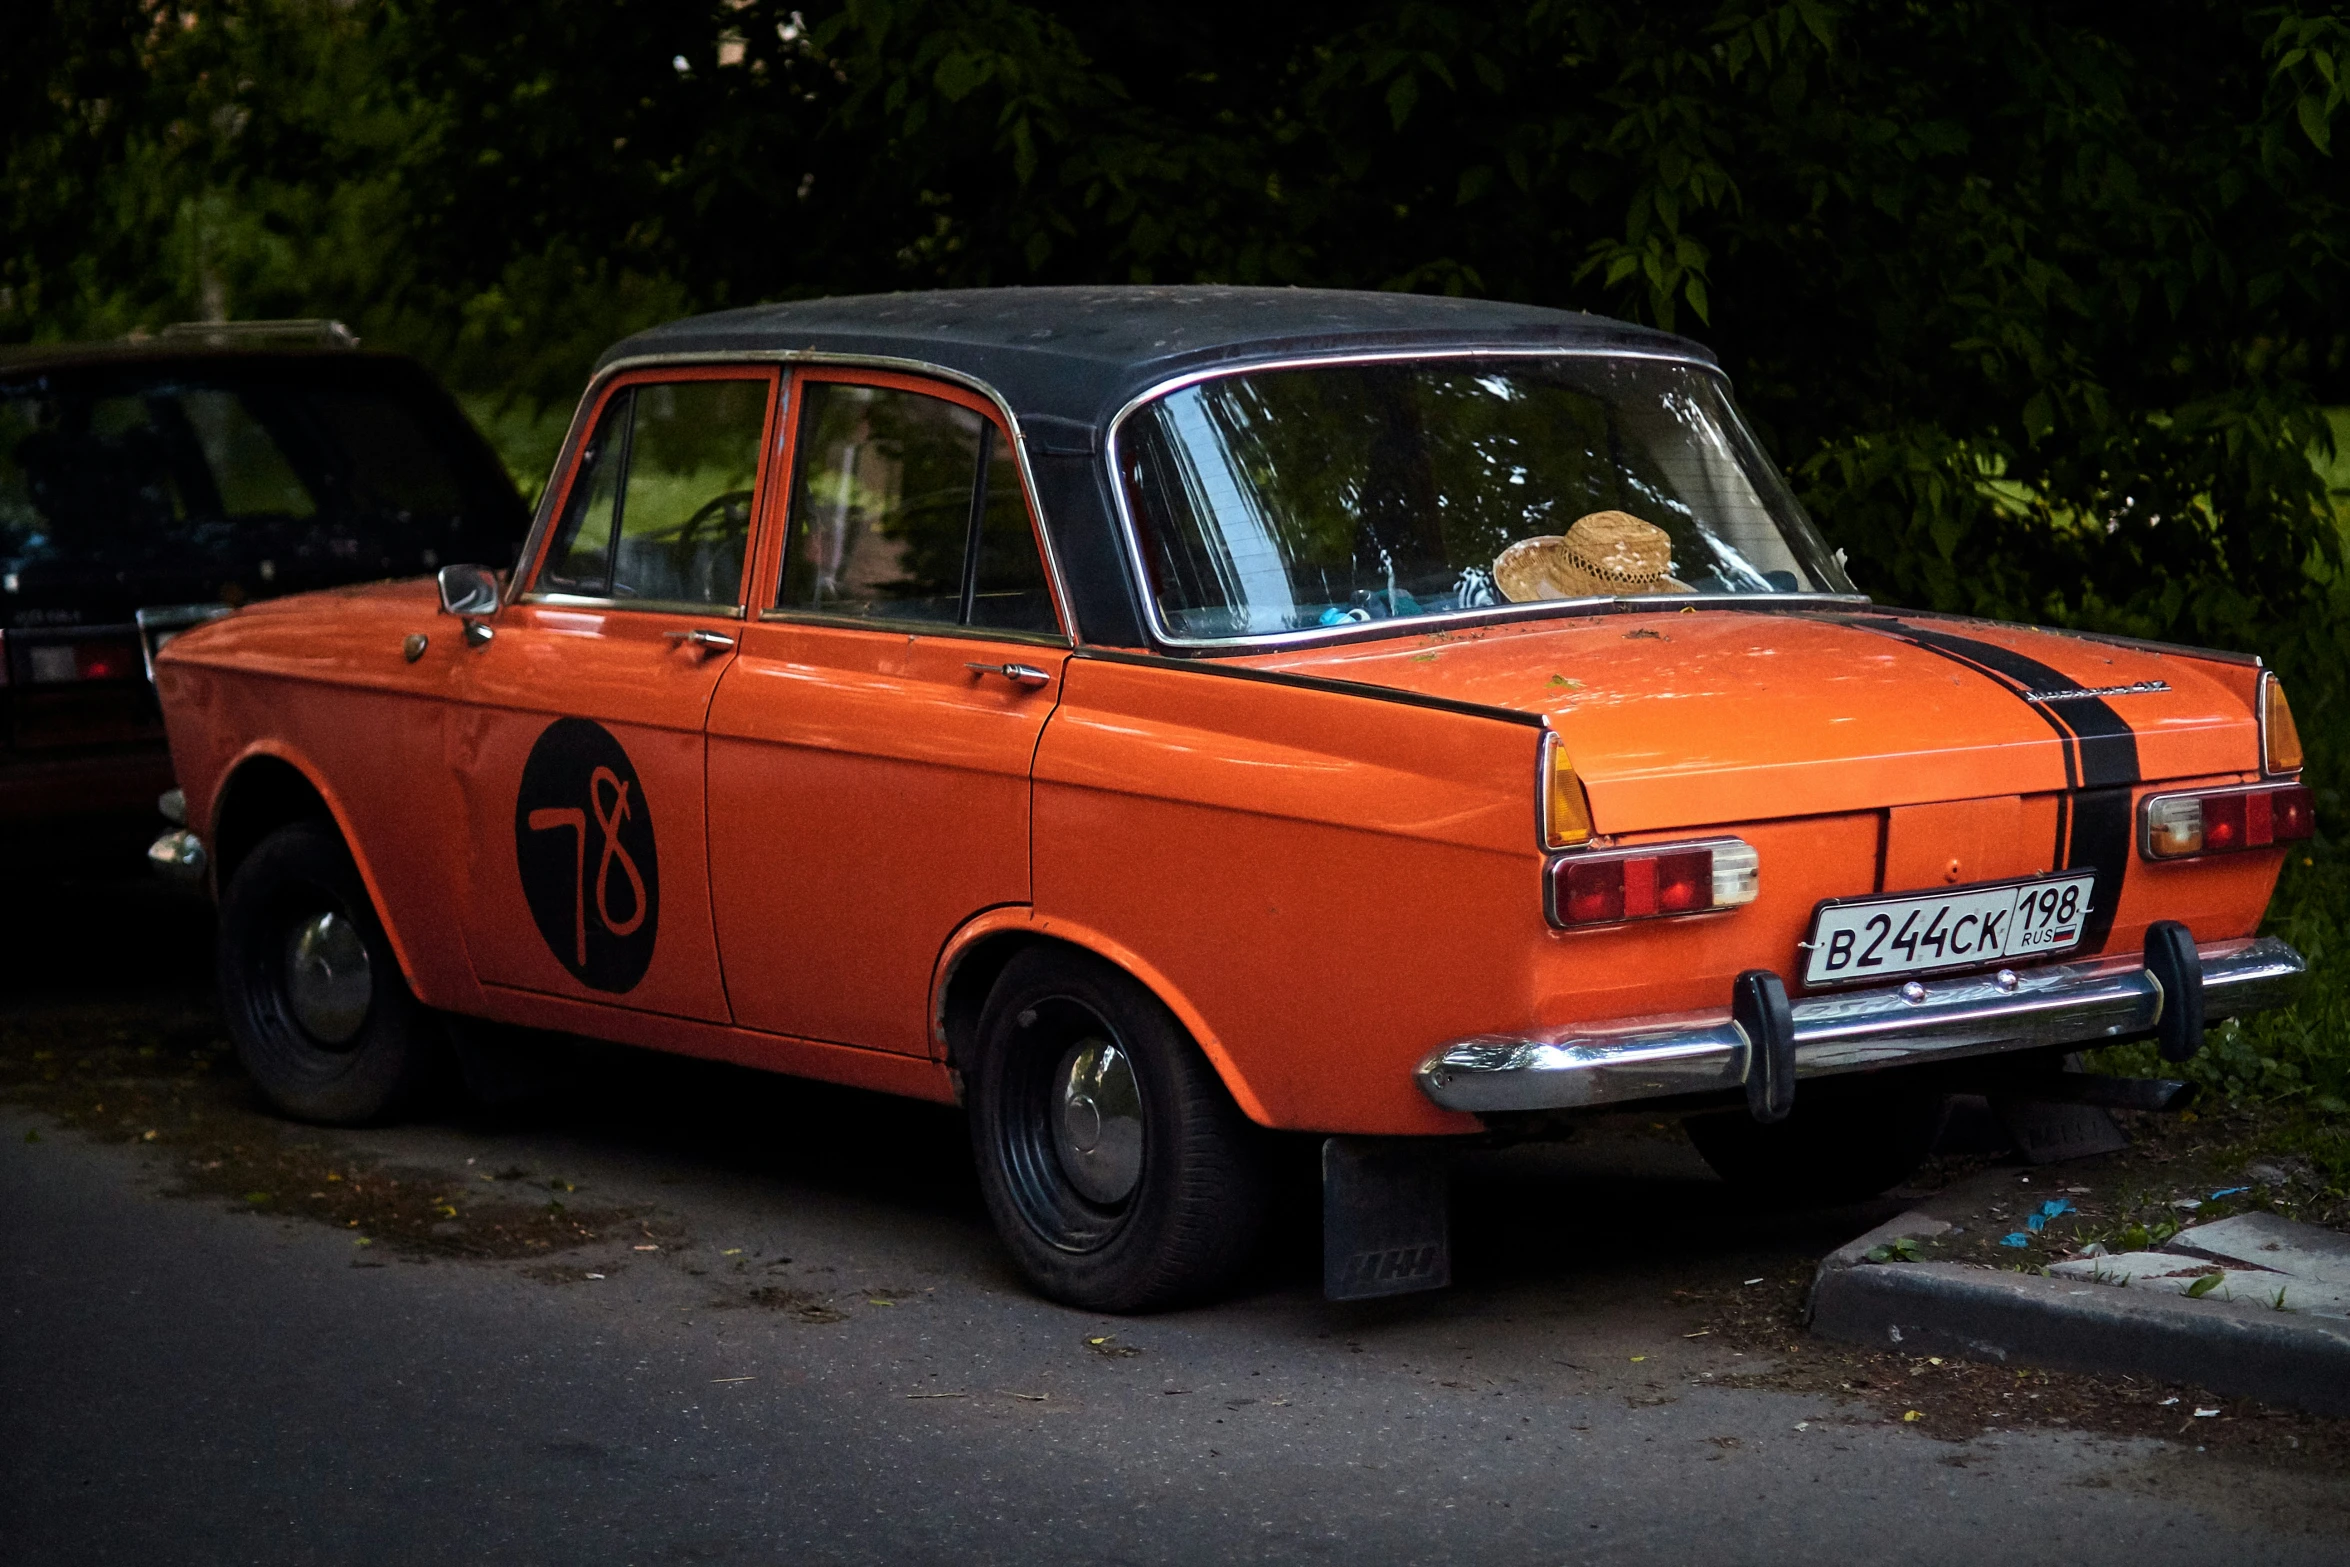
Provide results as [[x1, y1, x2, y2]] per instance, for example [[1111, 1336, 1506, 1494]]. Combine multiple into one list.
[[0, 321, 529, 854]]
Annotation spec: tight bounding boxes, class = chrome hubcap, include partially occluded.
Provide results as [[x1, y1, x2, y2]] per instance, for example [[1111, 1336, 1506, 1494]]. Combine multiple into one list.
[[283, 911, 372, 1046], [1053, 1037, 1142, 1205]]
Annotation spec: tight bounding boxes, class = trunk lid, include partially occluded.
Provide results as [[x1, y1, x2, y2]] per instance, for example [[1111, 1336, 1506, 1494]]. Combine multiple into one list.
[[1249, 607, 2259, 833]]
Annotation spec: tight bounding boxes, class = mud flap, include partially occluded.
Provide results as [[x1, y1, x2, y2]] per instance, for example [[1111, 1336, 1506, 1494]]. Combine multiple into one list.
[[1323, 1137, 1451, 1301]]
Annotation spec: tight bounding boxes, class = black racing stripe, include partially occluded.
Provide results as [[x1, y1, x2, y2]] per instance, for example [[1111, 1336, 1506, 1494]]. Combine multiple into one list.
[[2066, 786, 2133, 954], [1841, 616, 2141, 788], [1829, 614, 2144, 956]]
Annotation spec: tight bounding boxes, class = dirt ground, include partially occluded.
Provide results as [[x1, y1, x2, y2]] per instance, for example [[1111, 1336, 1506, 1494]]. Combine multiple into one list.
[[7, 986, 2347, 1477]]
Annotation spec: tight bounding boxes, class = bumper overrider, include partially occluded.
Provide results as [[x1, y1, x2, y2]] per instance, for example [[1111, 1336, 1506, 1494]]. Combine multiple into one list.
[[1416, 929, 2305, 1117]]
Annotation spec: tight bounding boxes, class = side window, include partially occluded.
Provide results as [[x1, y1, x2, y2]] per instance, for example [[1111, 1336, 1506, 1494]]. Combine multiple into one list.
[[777, 381, 1057, 634], [538, 378, 767, 607]]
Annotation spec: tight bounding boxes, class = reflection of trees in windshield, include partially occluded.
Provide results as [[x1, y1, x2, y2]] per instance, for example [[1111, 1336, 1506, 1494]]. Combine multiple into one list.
[[1124, 358, 1841, 639]]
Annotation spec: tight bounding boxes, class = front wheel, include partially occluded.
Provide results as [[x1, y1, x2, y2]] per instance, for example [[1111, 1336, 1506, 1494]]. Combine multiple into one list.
[[966, 949, 1269, 1312], [217, 820, 438, 1125]]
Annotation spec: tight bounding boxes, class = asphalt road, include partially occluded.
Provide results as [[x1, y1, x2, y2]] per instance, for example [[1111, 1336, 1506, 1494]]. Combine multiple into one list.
[[3, 871, 2346, 1565]]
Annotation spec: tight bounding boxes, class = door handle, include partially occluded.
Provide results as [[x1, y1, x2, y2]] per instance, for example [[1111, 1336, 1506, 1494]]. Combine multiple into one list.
[[666, 628, 737, 651], [966, 661, 1052, 689]]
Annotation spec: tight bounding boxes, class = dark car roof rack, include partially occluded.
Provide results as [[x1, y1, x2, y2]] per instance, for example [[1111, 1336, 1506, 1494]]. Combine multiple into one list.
[[153, 319, 360, 349]]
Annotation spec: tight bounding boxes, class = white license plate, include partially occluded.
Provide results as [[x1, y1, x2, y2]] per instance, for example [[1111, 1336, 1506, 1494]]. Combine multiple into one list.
[[1801, 872, 2099, 986]]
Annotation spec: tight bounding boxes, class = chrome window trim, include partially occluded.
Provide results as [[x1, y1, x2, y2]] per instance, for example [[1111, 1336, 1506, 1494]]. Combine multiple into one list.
[[1100, 345, 1867, 653], [518, 352, 1076, 640], [516, 593, 747, 619], [754, 607, 1072, 649]]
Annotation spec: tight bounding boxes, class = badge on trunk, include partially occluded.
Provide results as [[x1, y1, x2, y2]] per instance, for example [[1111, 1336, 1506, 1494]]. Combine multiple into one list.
[[515, 717, 659, 992]]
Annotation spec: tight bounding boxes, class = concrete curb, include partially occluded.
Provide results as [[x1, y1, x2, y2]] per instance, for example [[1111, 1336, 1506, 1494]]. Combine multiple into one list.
[[1807, 1211, 2350, 1418]]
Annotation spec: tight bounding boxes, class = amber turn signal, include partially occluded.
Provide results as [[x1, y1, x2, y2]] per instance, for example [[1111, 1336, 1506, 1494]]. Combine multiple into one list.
[[1542, 733, 1594, 849], [2262, 673, 2303, 775]]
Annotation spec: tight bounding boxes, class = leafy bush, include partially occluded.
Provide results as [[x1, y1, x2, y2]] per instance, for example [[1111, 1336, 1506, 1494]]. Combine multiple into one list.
[[2100, 856, 2350, 1115]]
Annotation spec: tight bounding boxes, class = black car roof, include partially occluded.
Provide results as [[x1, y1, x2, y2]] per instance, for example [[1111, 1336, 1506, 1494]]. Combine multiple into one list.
[[598, 286, 1712, 431], [596, 286, 1718, 651]]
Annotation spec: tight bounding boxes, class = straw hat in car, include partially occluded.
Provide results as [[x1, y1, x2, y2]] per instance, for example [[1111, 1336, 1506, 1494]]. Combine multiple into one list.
[[1492, 511, 1693, 602]]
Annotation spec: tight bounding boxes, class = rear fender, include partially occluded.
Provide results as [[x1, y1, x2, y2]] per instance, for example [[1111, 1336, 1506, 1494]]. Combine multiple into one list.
[[931, 907, 1280, 1128]]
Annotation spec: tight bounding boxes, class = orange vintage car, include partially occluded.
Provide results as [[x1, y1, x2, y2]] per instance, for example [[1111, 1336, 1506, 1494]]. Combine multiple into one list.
[[151, 287, 2309, 1310]]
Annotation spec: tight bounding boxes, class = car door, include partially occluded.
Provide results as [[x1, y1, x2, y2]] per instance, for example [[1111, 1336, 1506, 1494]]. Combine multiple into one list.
[[706, 369, 1068, 1054], [450, 368, 777, 1023]]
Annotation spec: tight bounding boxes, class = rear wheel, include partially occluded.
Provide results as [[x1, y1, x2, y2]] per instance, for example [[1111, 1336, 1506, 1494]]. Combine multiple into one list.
[[217, 820, 437, 1125], [1684, 1076, 1944, 1205], [967, 949, 1269, 1311]]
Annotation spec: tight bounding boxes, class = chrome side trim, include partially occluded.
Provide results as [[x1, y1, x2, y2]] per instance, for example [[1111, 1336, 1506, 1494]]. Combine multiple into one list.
[[1416, 936, 2306, 1114], [1100, 346, 1860, 652], [517, 592, 747, 619], [755, 607, 1072, 649]]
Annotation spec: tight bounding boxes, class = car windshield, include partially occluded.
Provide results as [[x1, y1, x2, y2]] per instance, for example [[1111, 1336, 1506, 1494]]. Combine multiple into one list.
[[1118, 356, 1852, 642]]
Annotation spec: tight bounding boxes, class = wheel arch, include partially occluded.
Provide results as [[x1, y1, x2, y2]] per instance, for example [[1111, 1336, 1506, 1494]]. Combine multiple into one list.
[[208, 744, 426, 991], [931, 911, 1276, 1127]]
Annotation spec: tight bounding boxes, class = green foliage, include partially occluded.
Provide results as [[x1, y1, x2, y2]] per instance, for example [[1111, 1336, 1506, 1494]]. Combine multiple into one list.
[[6, 4, 2350, 1107], [2099, 855, 2350, 1117]]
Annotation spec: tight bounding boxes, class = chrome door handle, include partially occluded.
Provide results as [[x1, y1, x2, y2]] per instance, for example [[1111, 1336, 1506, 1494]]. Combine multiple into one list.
[[667, 628, 737, 651], [966, 661, 1052, 689]]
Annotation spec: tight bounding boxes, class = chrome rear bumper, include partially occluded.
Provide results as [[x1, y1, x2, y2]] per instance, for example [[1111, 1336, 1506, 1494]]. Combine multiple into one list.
[[1416, 936, 2305, 1115]]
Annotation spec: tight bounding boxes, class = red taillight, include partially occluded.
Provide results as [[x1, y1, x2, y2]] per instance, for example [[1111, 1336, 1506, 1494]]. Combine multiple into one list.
[[1655, 850, 1712, 912], [1563, 858, 1625, 924], [2276, 787, 2316, 841], [77, 642, 136, 681], [2141, 783, 2314, 860], [1549, 840, 1759, 928]]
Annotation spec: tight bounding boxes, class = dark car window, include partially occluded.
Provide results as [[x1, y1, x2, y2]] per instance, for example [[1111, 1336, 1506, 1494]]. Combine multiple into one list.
[[305, 393, 467, 520], [537, 378, 768, 608], [0, 354, 529, 615], [178, 389, 318, 519], [776, 381, 1056, 634]]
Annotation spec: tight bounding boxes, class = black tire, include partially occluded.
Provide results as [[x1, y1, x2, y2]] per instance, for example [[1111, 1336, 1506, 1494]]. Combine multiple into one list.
[[217, 819, 437, 1125], [967, 948, 1269, 1312], [1684, 1076, 1945, 1205]]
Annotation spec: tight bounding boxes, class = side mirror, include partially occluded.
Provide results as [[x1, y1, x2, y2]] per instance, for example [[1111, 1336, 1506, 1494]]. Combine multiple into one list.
[[437, 563, 503, 618]]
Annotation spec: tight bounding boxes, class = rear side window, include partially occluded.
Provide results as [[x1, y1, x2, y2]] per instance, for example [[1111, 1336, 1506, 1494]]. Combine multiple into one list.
[[776, 381, 1055, 633], [538, 377, 769, 608]]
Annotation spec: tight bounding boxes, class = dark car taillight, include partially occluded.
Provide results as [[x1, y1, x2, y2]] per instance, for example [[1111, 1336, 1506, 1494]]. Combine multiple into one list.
[[2140, 783, 2315, 860], [18, 637, 143, 684]]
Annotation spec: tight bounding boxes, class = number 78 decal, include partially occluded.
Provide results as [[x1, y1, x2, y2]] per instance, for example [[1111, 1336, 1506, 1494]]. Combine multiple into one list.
[[515, 717, 662, 993], [527, 766, 648, 966]]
